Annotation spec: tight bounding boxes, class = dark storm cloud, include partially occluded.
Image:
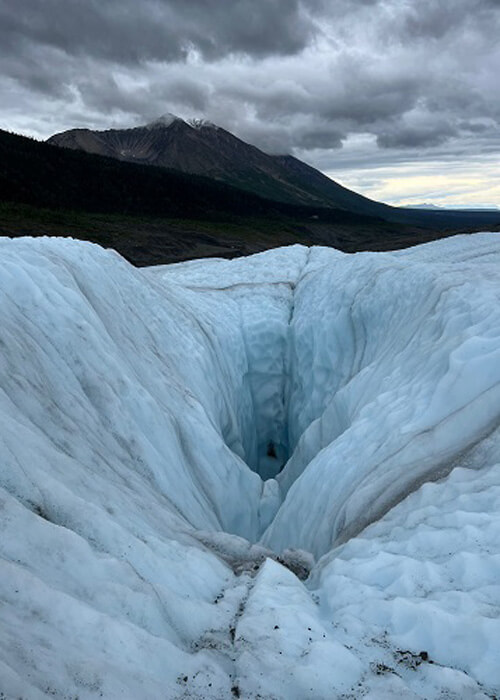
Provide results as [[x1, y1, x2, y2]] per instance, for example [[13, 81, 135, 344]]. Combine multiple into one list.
[[459, 121, 492, 134], [294, 128, 344, 150], [1, 0, 500, 193], [0, 0, 317, 64], [376, 123, 457, 149]]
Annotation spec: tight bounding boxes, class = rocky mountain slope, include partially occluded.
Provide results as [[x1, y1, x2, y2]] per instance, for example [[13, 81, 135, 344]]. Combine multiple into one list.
[[2, 128, 448, 265], [48, 114, 381, 213], [48, 115, 500, 231]]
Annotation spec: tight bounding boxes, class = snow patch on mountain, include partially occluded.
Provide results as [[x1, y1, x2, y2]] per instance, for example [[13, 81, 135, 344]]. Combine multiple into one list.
[[188, 117, 220, 130], [144, 114, 219, 131]]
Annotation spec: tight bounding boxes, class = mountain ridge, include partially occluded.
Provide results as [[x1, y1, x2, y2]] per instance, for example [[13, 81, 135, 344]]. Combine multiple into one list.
[[47, 116, 500, 230], [1, 126, 499, 266], [47, 116, 396, 215], [3, 127, 426, 265]]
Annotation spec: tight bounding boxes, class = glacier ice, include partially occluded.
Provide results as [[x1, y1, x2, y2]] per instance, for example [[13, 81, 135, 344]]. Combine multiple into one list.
[[0, 233, 499, 698]]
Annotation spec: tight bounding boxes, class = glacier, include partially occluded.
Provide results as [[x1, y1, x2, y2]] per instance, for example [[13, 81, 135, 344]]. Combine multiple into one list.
[[0, 233, 499, 699]]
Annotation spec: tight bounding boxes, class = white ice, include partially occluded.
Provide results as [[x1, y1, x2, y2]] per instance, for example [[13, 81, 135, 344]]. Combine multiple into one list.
[[0, 233, 499, 698]]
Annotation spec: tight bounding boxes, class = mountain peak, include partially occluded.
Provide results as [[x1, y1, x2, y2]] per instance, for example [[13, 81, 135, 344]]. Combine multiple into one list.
[[187, 118, 219, 130], [145, 113, 184, 130], [46, 115, 382, 213], [144, 114, 220, 131]]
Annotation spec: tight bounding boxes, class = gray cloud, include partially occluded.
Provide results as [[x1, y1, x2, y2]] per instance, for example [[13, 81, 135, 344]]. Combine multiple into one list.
[[376, 123, 457, 149], [0, 0, 317, 64], [1, 0, 499, 202], [294, 128, 344, 150]]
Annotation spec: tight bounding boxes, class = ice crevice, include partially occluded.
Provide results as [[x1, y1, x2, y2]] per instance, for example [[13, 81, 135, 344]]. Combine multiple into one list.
[[2, 237, 500, 553], [1, 234, 500, 698], [162, 239, 500, 559]]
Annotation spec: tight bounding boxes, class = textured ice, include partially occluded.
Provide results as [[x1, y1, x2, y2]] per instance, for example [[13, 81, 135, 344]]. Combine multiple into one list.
[[0, 233, 499, 698]]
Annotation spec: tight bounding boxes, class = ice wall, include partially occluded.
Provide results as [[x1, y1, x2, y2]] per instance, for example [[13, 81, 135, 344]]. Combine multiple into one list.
[[0, 238, 271, 542], [151, 246, 310, 481], [263, 235, 500, 554], [151, 234, 500, 557]]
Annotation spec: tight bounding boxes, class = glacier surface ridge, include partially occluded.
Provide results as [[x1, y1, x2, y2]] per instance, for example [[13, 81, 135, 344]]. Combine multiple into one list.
[[0, 233, 500, 698]]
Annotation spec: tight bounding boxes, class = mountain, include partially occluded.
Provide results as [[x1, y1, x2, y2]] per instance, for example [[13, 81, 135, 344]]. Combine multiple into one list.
[[48, 114, 383, 215], [408, 203, 442, 209], [2, 125, 308, 220], [48, 115, 500, 231], [2, 127, 455, 265], [2, 127, 499, 265], [405, 202, 499, 211]]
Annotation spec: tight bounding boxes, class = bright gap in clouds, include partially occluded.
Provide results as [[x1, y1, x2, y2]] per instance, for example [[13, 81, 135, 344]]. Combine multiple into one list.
[[328, 155, 500, 210]]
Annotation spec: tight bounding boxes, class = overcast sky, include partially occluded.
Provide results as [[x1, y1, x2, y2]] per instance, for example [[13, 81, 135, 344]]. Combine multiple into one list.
[[1, 0, 499, 207]]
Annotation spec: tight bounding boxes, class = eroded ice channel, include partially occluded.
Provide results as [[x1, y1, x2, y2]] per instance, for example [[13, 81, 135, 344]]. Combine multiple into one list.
[[1, 234, 500, 699]]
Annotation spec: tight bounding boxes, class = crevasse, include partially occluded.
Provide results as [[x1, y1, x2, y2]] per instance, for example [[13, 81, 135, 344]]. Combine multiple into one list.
[[1, 235, 500, 698], [151, 237, 500, 554]]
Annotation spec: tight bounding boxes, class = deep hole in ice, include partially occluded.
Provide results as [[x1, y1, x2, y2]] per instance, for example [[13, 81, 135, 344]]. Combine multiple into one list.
[[266, 442, 277, 459], [2, 237, 499, 568]]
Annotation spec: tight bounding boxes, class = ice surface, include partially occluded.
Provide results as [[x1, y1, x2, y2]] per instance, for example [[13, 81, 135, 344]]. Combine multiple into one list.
[[263, 236, 500, 555], [0, 233, 499, 698]]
